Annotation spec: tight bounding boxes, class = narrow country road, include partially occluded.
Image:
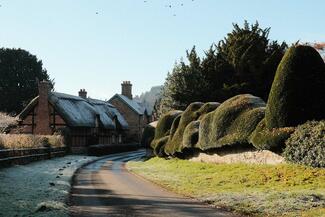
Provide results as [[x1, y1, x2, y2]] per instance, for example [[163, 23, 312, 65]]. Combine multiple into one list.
[[69, 150, 237, 217]]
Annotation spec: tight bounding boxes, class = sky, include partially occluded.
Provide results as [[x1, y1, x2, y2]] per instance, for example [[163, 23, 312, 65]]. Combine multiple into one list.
[[0, 0, 324, 100]]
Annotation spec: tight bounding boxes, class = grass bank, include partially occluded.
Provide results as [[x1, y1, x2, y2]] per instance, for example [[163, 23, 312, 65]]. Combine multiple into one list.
[[0, 155, 98, 216], [126, 157, 325, 217]]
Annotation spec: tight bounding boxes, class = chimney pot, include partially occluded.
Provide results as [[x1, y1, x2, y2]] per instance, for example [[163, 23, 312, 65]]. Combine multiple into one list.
[[121, 81, 133, 99], [78, 88, 87, 99]]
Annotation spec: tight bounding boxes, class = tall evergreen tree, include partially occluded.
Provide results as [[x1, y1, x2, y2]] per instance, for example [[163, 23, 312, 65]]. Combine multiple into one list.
[[217, 21, 287, 100], [0, 48, 53, 114], [158, 21, 287, 115], [159, 47, 208, 112]]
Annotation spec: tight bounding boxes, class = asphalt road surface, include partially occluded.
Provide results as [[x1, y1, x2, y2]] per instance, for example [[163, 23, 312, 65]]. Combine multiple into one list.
[[69, 150, 237, 217]]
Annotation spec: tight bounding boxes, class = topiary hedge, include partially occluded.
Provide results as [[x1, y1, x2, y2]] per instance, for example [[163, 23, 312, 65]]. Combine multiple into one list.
[[141, 122, 157, 148], [266, 45, 325, 129], [150, 110, 183, 154], [182, 120, 200, 150], [152, 136, 170, 157], [165, 102, 204, 155], [196, 94, 266, 151], [197, 102, 221, 120], [283, 121, 325, 168], [249, 119, 295, 151], [164, 102, 220, 155]]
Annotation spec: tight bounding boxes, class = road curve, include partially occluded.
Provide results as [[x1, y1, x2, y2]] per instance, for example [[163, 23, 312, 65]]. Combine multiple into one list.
[[69, 150, 237, 217]]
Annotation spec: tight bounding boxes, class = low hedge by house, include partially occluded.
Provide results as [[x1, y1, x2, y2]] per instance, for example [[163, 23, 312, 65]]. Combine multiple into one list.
[[88, 143, 140, 156], [0, 112, 16, 133], [0, 134, 64, 150]]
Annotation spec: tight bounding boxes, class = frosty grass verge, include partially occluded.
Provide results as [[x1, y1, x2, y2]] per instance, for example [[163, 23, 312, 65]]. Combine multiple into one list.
[[0, 155, 98, 217]]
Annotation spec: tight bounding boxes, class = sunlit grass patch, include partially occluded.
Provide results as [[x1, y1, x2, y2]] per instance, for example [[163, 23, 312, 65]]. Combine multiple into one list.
[[127, 157, 325, 216]]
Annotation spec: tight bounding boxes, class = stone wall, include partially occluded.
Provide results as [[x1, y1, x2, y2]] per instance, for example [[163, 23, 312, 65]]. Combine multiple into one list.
[[0, 147, 66, 168]]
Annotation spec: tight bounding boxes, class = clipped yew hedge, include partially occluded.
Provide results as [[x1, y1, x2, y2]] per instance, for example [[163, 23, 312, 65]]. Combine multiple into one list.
[[249, 119, 295, 151], [150, 110, 182, 155], [151, 46, 325, 161], [196, 94, 266, 150], [165, 102, 220, 155], [165, 102, 204, 155], [182, 120, 200, 150], [266, 45, 325, 129], [141, 122, 156, 148]]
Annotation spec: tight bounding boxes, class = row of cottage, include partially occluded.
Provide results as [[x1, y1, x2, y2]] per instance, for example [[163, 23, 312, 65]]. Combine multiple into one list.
[[12, 81, 153, 153]]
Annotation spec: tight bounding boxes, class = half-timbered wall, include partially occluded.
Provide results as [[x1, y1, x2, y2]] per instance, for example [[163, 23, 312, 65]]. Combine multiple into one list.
[[18, 103, 67, 134], [16, 101, 125, 152]]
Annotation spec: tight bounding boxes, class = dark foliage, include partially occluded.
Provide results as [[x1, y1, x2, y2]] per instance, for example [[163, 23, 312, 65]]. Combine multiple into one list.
[[159, 21, 287, 114], [150, 110, 183, 154], [283, 121, 325, 168], [0, 48, 53, 114], [249, 119, 295, 152], [266, 45, 325, 128], [141, 124, 156, 148], [196, 94, 265, 151]]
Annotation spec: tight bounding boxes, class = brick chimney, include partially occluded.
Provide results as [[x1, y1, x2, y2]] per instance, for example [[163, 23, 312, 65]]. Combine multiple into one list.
[[78, 89, 87, 99], [121, 81, 132, 99], [35, 80, 52, 135]]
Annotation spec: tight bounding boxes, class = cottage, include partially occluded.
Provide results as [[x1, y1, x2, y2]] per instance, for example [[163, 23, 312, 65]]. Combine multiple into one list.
[[109, 81, 152, 142], [14, 81, 128, 153]]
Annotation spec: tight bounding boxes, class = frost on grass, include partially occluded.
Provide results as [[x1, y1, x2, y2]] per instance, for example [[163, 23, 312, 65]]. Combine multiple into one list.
[[201, 192, 325, 216], [0, 155, 97, 217]]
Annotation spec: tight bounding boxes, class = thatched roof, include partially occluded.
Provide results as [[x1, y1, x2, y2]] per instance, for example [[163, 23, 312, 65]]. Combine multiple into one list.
[[19, 92, 128, 130]]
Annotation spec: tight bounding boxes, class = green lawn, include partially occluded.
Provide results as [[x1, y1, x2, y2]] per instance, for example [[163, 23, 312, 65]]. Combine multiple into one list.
[[126, 157, 325, 217]]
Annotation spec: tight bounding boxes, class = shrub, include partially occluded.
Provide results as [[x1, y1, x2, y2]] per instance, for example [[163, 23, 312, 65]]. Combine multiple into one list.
[[169, 114, 182, 138], [151, 110, 183, 154], [153, 136, 169, 157], [196, 94, 266, 151], [283, 121, 325, 167], [0, 112, 16, 133], [165, 102, 220, 155], [250, 119, 295, 151], [54, 127, 72, 150], [141, 123, 156, 148], [88, 143, 139, 156], [182, 120, 200, 150], [0, 134, 64, 150], [197, 102, 221, 120], [165, 102, 204, 155], [266, 45, 325, 129]]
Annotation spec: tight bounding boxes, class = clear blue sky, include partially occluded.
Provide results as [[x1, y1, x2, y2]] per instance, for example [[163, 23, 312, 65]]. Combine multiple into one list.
[[0, 0, 324, 99]]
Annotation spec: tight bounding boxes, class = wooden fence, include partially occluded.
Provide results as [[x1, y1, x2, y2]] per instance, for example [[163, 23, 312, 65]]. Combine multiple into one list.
[[0, 147, 66, 168]]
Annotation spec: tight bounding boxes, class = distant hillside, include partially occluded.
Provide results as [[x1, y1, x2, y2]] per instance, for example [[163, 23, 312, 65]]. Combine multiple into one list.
[[134, 85, 163, 114]]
